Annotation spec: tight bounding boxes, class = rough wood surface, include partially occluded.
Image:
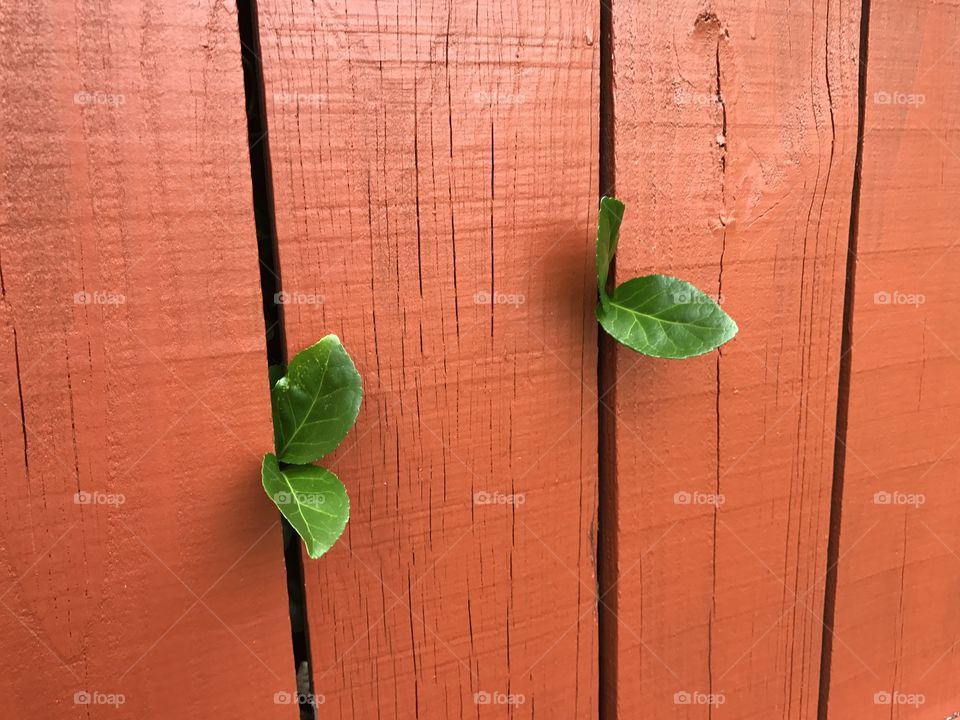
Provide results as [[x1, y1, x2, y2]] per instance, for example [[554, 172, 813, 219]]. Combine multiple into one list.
[[0, 1, 293, 716], [821, 1, 960, 717], [601, 1, 860, 717], [257, 0, 599, 716]]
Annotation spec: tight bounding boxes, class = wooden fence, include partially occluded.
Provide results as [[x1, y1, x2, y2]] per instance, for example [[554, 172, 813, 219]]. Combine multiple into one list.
[[1, 0, 958, 718]]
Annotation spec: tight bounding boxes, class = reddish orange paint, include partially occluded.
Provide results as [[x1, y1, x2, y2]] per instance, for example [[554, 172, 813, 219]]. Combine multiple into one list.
[[2, 0, 960, 718], [600, 1, 860, 717], [257, 0, 600, 716], [0, 2, 293, 717], [821, 1, 960, 716]]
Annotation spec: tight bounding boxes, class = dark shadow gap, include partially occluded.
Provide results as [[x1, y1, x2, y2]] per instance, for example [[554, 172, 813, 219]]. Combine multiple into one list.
[[817, 0, 872, 717], [236, 2, 317, 718], [597, 0, 617, 717]]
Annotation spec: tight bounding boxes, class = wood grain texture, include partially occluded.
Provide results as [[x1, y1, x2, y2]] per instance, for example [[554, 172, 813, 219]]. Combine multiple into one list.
[[601, 1, 860, 717], [821, 2, 960, 717], [257, 0, 599, 716], [0, 1, 293, 716]]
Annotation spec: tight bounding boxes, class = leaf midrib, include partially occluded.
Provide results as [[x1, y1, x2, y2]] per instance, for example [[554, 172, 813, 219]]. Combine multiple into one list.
[[606, 298, 726, 331], [277, 348, 334, 458], [278, 467, 338, 530]]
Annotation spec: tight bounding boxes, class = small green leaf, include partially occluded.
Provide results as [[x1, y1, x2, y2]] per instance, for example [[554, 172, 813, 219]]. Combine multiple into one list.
[[597, 196, 625, 302], [597, 274, 737, 358], [272, 335, 362, 464], [262, 453, 349, 559], [268, 364, 286, 390]]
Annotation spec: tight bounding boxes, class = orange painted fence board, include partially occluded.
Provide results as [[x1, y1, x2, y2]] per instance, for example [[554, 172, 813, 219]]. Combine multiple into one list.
[[0, 1, 294, 717], [4, 0, 960, 718], [601, 0, 860, 717], [821, 1, 960, 717], [257, 0, 600, 716]]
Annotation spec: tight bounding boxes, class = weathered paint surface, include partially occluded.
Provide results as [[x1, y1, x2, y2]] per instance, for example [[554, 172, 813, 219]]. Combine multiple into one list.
[[2, 0, 960, 717], [257, 0, 600, 716], [600, 1, 860, 717], [0, 1, 293, 717], [821, 1, 960, 717]]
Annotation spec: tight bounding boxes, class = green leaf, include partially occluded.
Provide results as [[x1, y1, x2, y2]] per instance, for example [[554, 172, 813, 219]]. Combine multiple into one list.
[[262, 453, 349, 559], [596, 196, 625, 302], [597, 274, 737, 358], [272, 335, 362, 464], [268, 364, 286, 390]]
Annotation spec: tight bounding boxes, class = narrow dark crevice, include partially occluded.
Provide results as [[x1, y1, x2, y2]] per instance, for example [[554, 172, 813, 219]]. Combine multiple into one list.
[[818, 0, 871, 717], [12, 327, 29, 473], [597, 0, 616, 717], [236, 2, 316, 718]]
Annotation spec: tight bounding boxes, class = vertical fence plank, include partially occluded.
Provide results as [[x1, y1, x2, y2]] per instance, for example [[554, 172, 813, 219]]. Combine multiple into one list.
[[821, 2, 960, 716], [0, 1, 293, 716], [601, 0, 860, 717], [257, 0, 599, 716]]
